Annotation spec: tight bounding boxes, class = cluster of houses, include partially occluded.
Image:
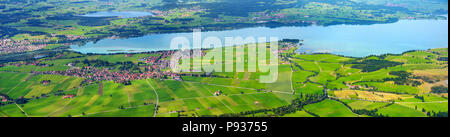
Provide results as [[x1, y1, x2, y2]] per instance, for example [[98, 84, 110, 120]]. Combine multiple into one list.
[[40, 80, 51, 85], [139, 50, 180, 71], [152, 7, 205, 18], [346, 83, 363, 90], [0, 48, 187, 85], [36, 65, 182, 84], [0, 33, 89, 54], [213, 90, 223, 96], [0, 38, 57, 54], [0, 40, 47, 54], [63, 35, 87, 41], [250, 12, 288, 23], [62, 94, 76, 99], [0, 95, 8, 102], [1, 39, 34, 47]]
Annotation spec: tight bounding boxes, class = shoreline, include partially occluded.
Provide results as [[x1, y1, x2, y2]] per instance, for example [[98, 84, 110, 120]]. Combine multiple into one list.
[[2, 40, 447, 65]]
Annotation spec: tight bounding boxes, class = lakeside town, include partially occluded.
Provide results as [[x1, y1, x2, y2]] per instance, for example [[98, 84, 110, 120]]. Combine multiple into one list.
[[0, 41, 298, 85], [0, 34, 89, 54]]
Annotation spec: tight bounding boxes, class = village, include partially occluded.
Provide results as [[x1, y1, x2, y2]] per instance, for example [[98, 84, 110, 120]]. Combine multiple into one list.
[[0, 39, 48, 54], [1, 49, 184, 85], [0, 34, 89, 54], [1, 40, 298, 88], [0, 40, 299, 105]]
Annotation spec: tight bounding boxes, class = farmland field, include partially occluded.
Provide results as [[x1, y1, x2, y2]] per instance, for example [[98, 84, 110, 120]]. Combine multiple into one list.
[[0, 46, 448, 117], [377, 104, 427, 117], [304, 99, 358, 117], [0, 0, 448, 118]]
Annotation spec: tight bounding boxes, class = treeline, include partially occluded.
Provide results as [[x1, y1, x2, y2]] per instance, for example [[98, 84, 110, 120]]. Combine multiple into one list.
[[321, 17, 399, 26], [347, 59, 403, 72], [156, 0, 297, 17], [280, 39, 301, 43], [77, 59, 141, 71], [0, 26, 46, 38], [0, 48, 66, 63], [210, 93, 327, 117], [384, 71, 422, 87], [331, 98, 391, 117], [431, 85, 448, 94], [46, 14, 115, 26], [420, 107, 448, 117]]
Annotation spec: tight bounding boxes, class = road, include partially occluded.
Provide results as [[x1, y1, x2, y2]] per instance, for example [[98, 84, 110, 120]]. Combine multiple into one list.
[[146, 79, 159, 117], [290, 65, 295, 94], [15, 103, 29, 117]]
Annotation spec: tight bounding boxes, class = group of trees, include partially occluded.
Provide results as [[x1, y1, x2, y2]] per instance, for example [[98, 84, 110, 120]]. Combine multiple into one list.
[[78, 59, 140, 71], [215, 93, 327, 117], [0, 47, 66, 63], [46, 14, 115, 26], [80, 59, 114, 67], [431, 85, 448, 94], [332, 98, 391, 117], [0, 26, 46, 38], [384, 71, 422, 87], [348, 59, 403, 72], [421, 107, 448, 117], [437, 57, 448, 61], [117, 61, 140, 71]]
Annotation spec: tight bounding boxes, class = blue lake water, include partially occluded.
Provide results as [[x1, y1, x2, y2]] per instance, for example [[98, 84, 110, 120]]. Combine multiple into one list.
[[80, 11, 153, 18], [71, 18, 448, 57]]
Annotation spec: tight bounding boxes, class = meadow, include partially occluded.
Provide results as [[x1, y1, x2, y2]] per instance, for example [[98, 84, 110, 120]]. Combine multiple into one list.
[[304, 99, 358, 117], [0, 46, 448, 117]]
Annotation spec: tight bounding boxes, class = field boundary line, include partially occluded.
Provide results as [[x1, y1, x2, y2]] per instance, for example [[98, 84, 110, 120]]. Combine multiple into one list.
[[6, 67, 41, 94], [290, 66, 295, 94], [204, 87, 235, 113], [0, 111, 9, 117], [127, 91, 132, 107], [158, 91, 293, 106], [328, 96, 393, 103], [182, 80, 293, 95], [15, 103, 29, 117], [146, 79, 159, 117], [72, 104, 151, 117], [6, 80, 25, 94], [46, 98, 75, 117], [396, 101, 448, 104], [75, 90, 266, 117], [160, 92, 270, 103]]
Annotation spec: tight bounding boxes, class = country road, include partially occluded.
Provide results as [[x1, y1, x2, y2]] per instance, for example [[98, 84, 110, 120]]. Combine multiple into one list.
[[146, 79, 159, 117], [15, 103, 29, 117]]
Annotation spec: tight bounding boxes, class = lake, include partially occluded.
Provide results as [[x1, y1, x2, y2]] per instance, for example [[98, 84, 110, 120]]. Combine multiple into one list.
[[80, 11, 153, 18], [71, 18, 448, 57]]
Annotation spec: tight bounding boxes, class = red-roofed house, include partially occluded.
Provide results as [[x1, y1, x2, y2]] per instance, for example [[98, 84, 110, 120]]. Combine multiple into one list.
[[62, 94, 76, 99]]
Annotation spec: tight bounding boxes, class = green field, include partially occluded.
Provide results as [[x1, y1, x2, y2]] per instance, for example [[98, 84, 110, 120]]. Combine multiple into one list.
[[304, 99, 358, 117], [377, 104, 427, 117], [0, 46, 448, 117], [341, 99, 389, 110], [0, 0, 446, 50]]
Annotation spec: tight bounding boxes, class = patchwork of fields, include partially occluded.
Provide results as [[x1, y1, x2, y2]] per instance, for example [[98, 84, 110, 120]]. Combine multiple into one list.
[[0, 46, 448, 117]]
